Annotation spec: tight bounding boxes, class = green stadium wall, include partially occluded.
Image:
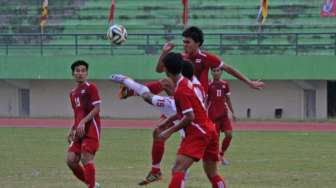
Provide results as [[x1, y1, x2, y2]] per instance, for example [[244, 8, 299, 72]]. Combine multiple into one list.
[[1, 55, 336, 80]]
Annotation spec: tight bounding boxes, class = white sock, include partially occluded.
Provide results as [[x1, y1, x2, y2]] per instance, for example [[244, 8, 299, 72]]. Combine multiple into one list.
[[152, 163, 161, 169], [123, 78, 150, 96]]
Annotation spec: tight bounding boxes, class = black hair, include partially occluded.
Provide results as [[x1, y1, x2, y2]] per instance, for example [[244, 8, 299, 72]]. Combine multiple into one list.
[[182, 26, 204, 46], [181, 61, 194, 80], [71, 60, 89, 73], [162, 52, 183, 75]]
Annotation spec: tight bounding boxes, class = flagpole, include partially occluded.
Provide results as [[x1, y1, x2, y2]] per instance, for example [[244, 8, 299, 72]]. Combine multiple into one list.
[[108, 0, 116, 26]]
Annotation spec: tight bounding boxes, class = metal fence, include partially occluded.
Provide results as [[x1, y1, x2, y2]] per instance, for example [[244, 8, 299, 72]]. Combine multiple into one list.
[[0, 32, 335, 56]]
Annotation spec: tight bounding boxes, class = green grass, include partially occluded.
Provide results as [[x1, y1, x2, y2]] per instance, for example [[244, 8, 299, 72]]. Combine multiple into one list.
[[0, 128, 335, 188]]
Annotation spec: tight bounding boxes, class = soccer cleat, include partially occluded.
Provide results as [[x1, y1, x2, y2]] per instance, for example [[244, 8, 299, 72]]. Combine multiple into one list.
[[118, 84, 130, 99], [94, 182, 101, 188], [138, 171, 163, 186], [109, 74, 127, 83]]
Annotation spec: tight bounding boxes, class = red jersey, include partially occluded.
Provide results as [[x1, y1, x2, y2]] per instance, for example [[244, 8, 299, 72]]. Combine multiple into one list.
[[174, 77, 212, 134], [70, 81, 101, 140], [207, 79, 230, 121], [182, 50, 223, 93]]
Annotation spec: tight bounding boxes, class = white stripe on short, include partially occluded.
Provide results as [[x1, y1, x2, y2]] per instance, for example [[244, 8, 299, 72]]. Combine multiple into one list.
[[92, 118, 100, 140], [182, 108, 193, 114], [192, 123, 206, 134]]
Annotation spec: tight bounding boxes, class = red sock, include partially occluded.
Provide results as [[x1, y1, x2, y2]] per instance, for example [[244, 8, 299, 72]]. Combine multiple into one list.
[[168, 171, 185, 188], [221, 136, 232, 156], [84, 163, 96, 188], [211, 175, 227, 188], [151, 139, 165, 173], [71, 165, 86, 183], [145, 81, 163, 94]]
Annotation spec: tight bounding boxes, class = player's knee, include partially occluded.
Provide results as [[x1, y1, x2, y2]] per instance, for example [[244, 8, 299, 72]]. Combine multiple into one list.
[[171, 159, 186, 173], [205, 170, 218, 181], [80, 152, 94, 165], [66, 157, 77, 168]]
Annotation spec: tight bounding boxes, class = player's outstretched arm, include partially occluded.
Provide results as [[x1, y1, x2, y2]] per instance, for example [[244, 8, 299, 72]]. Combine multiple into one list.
[[156, 43, 175, 73], [221, 64, 264, 90]]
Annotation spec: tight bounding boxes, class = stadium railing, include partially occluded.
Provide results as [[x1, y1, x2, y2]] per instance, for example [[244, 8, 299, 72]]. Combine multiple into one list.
[[0, 32, 335, 56]]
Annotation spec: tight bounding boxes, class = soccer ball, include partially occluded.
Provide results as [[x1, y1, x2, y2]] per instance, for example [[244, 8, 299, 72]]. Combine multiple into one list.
[[107, 24, 127, 45]]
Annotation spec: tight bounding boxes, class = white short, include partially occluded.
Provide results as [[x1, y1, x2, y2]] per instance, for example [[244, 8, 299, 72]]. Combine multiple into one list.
[[151, 95, 185, 138], [151, 95, 176, 117]]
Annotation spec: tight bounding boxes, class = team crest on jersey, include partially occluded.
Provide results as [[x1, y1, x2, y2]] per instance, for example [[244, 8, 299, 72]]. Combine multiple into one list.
[[81, 89, 86, 94]]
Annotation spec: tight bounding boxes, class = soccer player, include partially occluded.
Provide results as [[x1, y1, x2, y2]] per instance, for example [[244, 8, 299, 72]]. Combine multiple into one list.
[[158, 52, 227, 188], [66, 60, 101, 188], [110, 61, 204, 185], [208, 67, 236, 166], [156, 26, 264, 93]]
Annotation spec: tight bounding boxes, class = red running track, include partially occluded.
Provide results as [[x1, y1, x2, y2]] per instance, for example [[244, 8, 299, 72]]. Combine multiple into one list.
[[0, 118, 336, 132]]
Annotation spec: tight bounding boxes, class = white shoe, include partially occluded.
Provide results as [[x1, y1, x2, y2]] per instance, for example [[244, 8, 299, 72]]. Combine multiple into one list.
[[109, 74, 127, 83], [221, 157, 229, 166], [95, 182, 101, 188]]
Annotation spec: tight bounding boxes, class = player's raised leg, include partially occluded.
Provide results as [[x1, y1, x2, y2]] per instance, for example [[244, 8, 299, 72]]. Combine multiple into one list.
[[110, 74, 150, 96]]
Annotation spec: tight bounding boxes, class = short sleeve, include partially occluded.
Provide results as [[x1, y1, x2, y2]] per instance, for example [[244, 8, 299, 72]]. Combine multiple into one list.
[[89, 84, 101, 105], [206, 52, 224, 69], [174, 92, 193, 115]]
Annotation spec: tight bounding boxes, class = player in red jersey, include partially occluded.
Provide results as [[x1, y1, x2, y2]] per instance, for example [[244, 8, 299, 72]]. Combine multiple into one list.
[[158, 52, 227, 188], [111, 62, 203, 186], [208, 67, 236, 166], [155, 26, 264, 93], [66, 60, 101, 188]]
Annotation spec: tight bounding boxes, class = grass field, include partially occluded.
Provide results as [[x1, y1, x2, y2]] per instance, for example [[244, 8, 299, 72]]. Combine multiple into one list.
[[0, 127, 335, 188]]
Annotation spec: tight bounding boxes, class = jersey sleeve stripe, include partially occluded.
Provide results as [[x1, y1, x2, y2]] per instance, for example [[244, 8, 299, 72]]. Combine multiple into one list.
[[182, 108, 193, 114], [217, 61, 224, 69], [92, 100, 101, 105]]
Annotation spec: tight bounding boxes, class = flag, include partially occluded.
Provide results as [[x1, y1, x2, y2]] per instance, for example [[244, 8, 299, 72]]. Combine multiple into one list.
[[321, 0, 336, 17], [182, 0, 189, 27], [108, 0, 116, 25], [257, 0, 268, 25], [40, 0, 48, 33]]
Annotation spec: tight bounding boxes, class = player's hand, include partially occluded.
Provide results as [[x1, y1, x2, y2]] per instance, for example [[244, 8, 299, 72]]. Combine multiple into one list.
[[158, 129, 172, 140], [248, 80, 265, 90], [76, 121, 86, 138], [67, 129, 78, 144], [162, 42, 175, 53]]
